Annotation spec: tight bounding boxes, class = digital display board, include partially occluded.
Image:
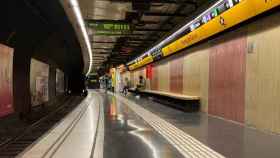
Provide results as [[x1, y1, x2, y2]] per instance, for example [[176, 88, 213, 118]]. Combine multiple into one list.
[[87, 20, 131, 35]]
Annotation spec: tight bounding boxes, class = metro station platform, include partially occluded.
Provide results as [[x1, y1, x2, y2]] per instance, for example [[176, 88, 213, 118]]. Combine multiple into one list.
[[18, 90, 280, 158]]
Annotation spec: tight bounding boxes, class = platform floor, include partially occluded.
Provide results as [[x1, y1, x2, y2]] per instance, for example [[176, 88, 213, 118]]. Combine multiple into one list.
[[19, 91, 280, 158]]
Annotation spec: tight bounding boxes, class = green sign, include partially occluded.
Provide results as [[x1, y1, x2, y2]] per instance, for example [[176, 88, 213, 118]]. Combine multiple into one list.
[[86, 20, 131, 31], [87, 20, 131, 36]]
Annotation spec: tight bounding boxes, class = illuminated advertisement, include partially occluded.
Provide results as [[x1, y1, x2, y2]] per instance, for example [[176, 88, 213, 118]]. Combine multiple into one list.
[[30, 59, 49, 106], [0, 44, 14, 117], [56, 69, 65, 94]]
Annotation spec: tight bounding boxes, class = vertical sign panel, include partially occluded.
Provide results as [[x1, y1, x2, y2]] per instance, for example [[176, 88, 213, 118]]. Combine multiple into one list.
[[209, 34, 246, 123], [0, 44, 14, 117], [30, 59, 49, 106]]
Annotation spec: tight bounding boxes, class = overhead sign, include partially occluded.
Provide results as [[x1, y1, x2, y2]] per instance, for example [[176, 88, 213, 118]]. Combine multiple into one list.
[[86, 20, 131, 35], [128, 55, 153, 70]]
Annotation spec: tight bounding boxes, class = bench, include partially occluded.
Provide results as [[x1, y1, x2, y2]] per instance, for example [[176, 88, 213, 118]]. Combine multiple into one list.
[[139, 90, 200, 112], [128, 87, 137, 93]]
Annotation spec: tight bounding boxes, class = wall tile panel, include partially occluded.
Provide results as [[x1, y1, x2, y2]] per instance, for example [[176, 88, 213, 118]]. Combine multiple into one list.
[[209, 32, 247, 123], [170, 57, 183, 94]]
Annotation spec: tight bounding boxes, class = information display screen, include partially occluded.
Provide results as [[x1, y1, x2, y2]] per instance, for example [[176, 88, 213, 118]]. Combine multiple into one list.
[[87, 20, 131, 35]]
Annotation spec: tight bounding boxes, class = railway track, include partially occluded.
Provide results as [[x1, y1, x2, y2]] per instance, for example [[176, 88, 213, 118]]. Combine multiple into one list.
[[0, 96, 83, 158]]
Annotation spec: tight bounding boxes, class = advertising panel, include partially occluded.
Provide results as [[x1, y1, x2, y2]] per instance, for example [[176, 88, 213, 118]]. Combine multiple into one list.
[[30, 59, 49, 106], [0, 44, 14, 117], [56, 69, 65, 94]]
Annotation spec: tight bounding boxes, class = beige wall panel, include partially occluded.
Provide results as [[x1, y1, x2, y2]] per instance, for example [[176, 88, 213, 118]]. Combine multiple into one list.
[[246, 11, 280, 133], [126, 71, 131, 81], [133, 70, 139, 87], [130, 71, 135, 87], [157, 60, 170, 92], [183, 45, 209, 112], [121, 71, 130, 82], [140, 67, 146, 78]]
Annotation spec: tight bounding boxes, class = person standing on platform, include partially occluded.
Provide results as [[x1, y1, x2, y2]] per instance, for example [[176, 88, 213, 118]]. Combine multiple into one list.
[[136, 75, 146, 98], [122, 77, 130, 95], [138, 76, 146, 90]]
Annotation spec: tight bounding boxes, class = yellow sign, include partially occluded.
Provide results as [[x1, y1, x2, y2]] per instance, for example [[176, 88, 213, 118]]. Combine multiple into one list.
[[128, 55, 153, 70], [162, 0, 280, 57]]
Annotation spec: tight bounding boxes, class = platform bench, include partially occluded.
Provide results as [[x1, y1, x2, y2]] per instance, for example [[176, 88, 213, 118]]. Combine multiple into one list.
[[139, 90, 200, 112], [128, 88, 137, 93]]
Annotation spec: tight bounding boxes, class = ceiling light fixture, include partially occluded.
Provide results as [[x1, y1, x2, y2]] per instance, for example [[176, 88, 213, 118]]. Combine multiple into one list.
[[60, 0, 93, 76]]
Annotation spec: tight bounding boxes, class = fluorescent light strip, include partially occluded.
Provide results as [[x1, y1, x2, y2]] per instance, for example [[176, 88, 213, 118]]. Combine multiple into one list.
[[62, 0, 93, 76], [128, 0, 225, 65]]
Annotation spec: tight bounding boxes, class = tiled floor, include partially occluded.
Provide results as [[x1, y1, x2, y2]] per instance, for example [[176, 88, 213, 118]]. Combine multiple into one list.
[[101, 93, 185, 158], [19, 91, 280, 158], [125, 93, 280, 158], [19, 93, 98, 158], [115, 93, 224, 158]]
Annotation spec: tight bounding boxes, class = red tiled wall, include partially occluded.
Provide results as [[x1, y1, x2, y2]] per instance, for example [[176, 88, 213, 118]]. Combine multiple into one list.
[[150, 65, 158, 90], [208, 35, 246, 123], [170, 57, 183, 94]]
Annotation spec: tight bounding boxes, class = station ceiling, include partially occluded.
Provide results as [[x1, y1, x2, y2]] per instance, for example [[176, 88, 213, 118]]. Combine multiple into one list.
[[78, 0, 214, 72]]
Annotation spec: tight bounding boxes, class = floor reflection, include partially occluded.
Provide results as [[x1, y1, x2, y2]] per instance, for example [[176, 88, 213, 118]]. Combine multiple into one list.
[[102, 94, 184, 158], [128, 120, 160, 158]]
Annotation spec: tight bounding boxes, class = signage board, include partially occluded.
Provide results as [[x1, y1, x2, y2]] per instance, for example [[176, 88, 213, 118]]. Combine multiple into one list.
[[87, 20, 131, 35]]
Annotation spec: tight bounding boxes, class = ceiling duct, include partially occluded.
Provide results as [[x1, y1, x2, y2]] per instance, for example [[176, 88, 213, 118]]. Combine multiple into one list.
[[125, 12, 140, 23], [132, 0, 151, 11]]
